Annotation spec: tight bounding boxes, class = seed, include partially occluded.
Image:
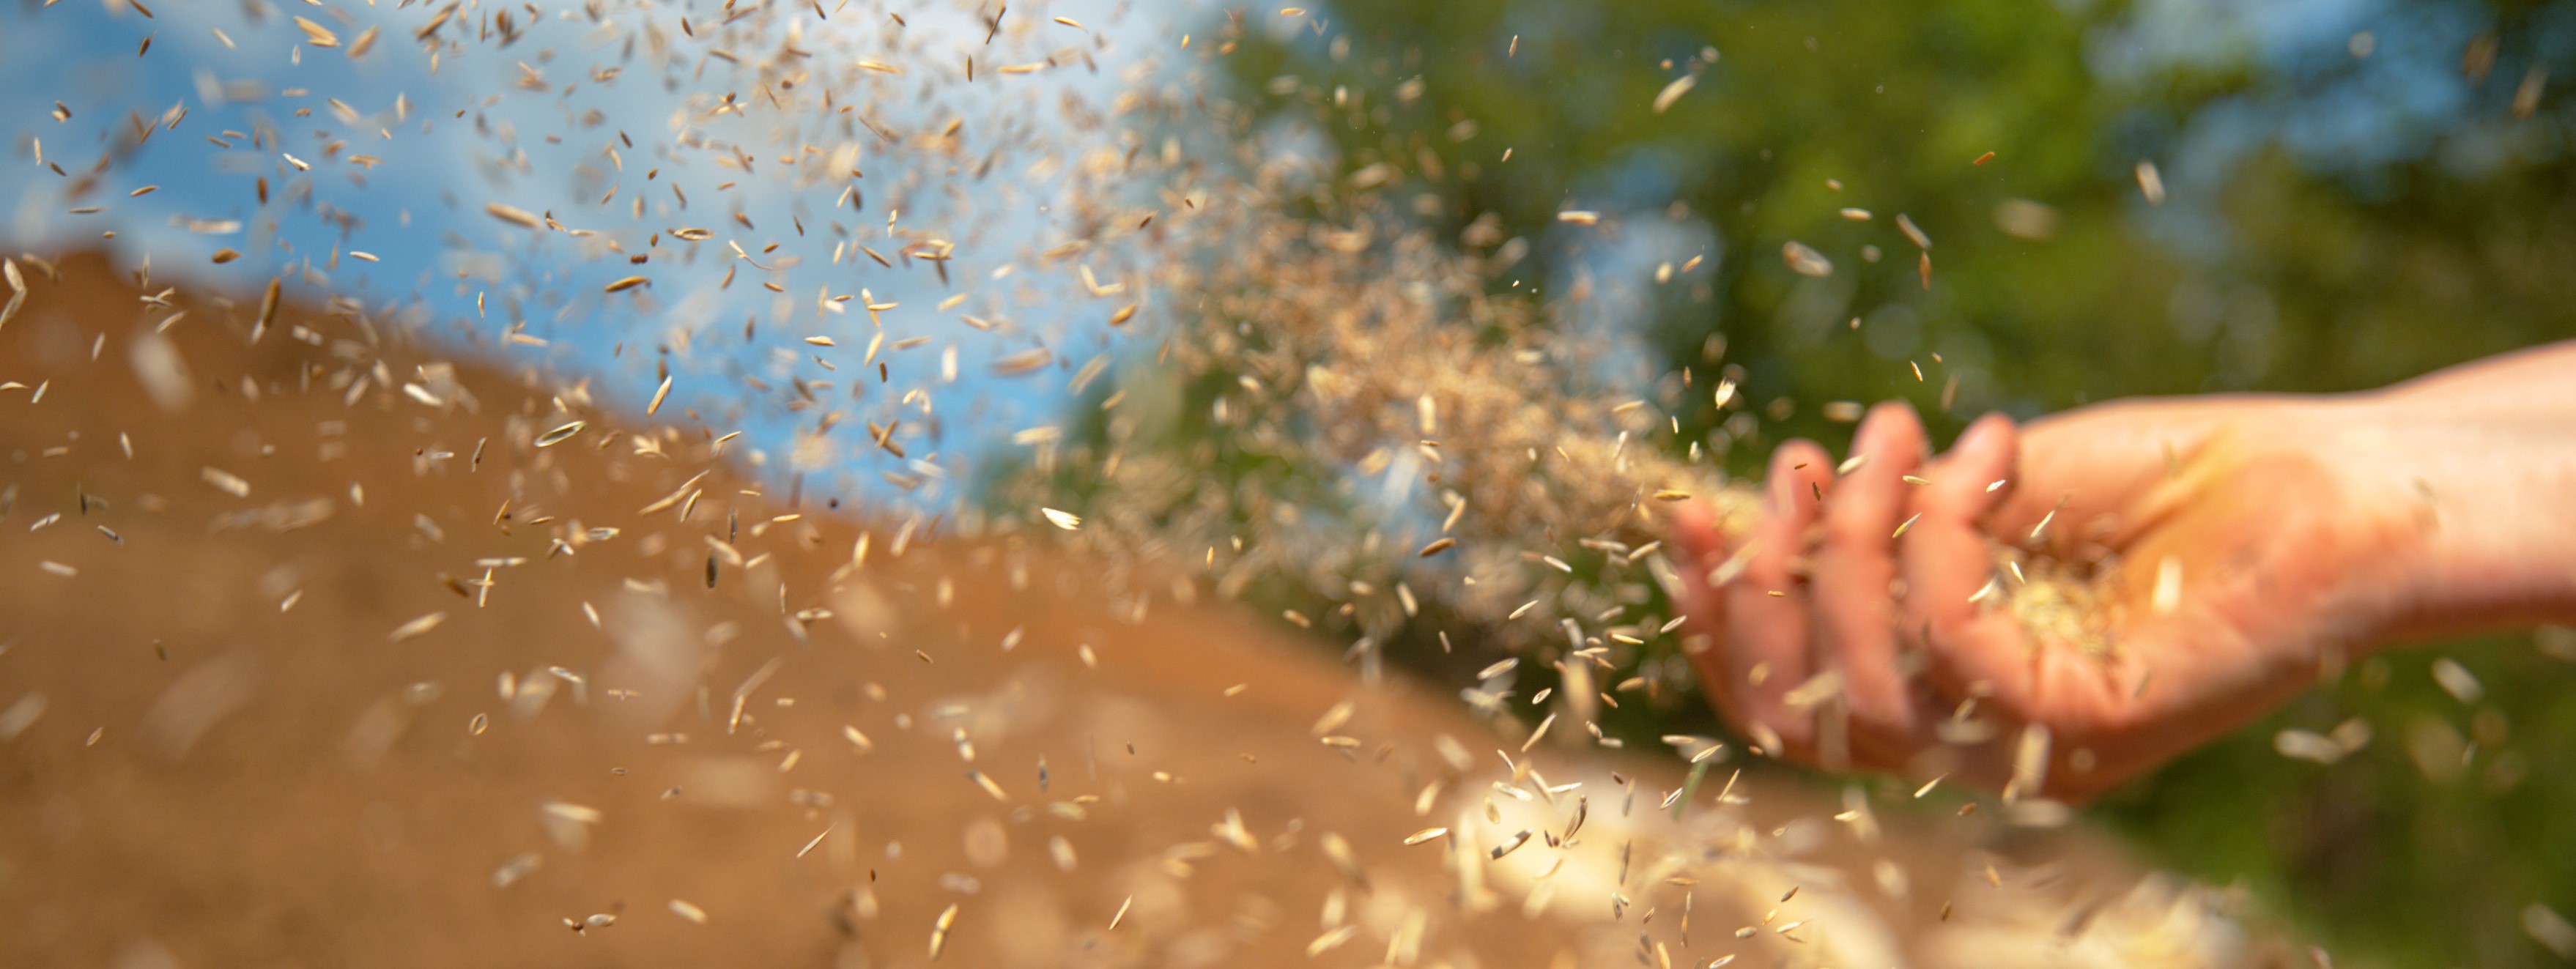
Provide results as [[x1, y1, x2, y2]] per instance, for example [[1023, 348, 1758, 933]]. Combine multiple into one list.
[[1782, 242, 1833, 277], [2432, 658, 2484, 704], [484, 203, 541, 229], [2152, 557, 2183, 615], [993, 348, 1053, 375], [199, 466, 250, 497], [535, 421, 587, 448], [928, 903, 958, 959], [1651, 75, 1696, 114], [1896, 213, 1931, 249], [291, 15, 338, 46], [388, 612, 447, 643]]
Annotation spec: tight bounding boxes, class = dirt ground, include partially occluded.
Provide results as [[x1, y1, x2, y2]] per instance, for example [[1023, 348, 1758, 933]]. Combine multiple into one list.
[[0, 253, 2279, 968]]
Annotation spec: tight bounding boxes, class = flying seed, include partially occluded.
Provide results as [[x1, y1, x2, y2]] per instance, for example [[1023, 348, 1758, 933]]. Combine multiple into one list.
[[536, 421, 588, 447], [2151, 557, 2183, 615], [1651, 75, 1696, 114], [648, 376, 673, 416], [1782, 242, 1832, 277], [388, 612, 447, 643], [1895, 214, 1931, 249], [797, 825, 832, 858], [484, 203, 541, 228], [928, 903, 958, 959]]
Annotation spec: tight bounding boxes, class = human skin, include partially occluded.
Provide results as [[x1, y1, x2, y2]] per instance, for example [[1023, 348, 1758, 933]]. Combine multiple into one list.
[[1672, 342, 2576, 802]]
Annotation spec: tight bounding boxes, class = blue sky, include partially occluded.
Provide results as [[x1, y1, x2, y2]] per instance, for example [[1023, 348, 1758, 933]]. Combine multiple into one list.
[[2, 0, 1224, 513]]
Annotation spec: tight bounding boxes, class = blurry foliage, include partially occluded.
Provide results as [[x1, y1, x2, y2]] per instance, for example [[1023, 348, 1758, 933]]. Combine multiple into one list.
[[1174, 0, 2576, 966], [2112, 634, 2576, 968], [1230, 0, 2576, 443]]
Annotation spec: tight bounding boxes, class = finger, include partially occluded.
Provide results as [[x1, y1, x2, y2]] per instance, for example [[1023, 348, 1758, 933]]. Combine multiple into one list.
[[1726, 440, 1833, 751], [1903, 413, 2023, 680], [1811, 403, 1928, 754], [1671, 500, 1801, 754], [1669, 497, 1736, 691], [1717, 440, 1835, 753], [1890, 414, 2036, 784]]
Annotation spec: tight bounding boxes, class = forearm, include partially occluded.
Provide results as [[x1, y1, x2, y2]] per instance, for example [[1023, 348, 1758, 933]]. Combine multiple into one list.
[[2350, 341, 2576, 637]]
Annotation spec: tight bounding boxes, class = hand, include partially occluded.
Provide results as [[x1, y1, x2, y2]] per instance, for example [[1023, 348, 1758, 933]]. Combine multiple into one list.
[[1673, 395, 2443, 802]]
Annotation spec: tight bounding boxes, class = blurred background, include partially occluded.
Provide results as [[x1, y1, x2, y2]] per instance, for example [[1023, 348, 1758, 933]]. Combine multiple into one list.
[[1210, 3, 2576, 966], [8, 0, 2576, 965]]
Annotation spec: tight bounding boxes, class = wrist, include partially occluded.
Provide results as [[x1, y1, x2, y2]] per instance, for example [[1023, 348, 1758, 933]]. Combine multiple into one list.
[[2331, 388, 2576, 641]]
